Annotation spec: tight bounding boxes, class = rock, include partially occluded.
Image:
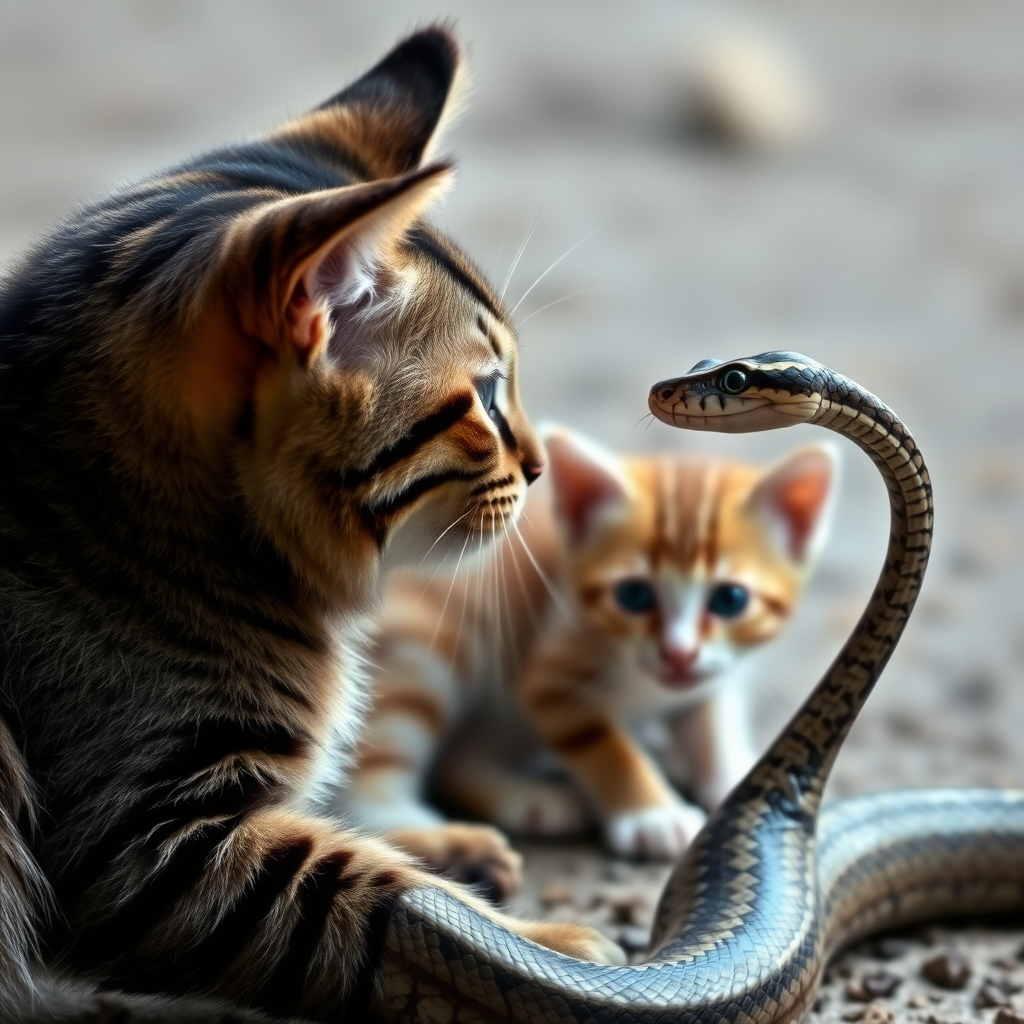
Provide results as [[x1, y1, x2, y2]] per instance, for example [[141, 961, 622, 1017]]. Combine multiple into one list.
[[922, 949, 972, 989], [875, 937, 916, 960], [539, 883, 574, 907], [861, 971, 902, 999], [976, 981, 1012, 1008], [616, 925, 651, 953], [674, 23, 821, 151], [995, 1010, 1024, 1024], [845, 980, 868, 1002], [907, 993, 930, 1009]]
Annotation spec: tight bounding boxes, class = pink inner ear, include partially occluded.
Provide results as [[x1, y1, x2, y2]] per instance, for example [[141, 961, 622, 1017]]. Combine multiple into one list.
[[547, 436, 628, 546], [285, 278, 329, 358], [767, 461, 832, 560]]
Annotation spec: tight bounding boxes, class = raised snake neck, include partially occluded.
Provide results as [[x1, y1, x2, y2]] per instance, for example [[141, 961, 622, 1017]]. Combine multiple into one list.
[[373, 353, 1024, 1024]]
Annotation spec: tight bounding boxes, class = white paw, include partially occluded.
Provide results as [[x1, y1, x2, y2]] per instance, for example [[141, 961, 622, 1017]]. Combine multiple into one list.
[[604, 801, 707, 861]]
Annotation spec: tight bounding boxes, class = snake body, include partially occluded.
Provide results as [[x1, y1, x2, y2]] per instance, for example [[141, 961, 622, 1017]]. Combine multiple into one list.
[[374, 353, 1024, 1023]]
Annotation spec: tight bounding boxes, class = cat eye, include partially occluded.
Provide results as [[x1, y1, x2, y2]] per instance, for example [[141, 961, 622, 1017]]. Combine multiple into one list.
[[475, 373, 501, 419], [614, 578, 656, 614], [719, 368, 748, 394], [707, 583, 749, 618]]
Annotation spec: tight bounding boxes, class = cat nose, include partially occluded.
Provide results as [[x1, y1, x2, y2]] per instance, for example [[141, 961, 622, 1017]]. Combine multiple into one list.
[[521, 460, 544, 485], [660, 645, 698, 673]]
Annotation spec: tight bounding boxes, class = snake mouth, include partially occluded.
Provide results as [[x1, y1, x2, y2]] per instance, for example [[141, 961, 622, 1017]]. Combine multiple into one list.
[[648, 384, 820, 433]]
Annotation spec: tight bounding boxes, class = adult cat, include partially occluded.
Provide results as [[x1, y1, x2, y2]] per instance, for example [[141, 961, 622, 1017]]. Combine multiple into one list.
[[0, 27, 618, 1022]]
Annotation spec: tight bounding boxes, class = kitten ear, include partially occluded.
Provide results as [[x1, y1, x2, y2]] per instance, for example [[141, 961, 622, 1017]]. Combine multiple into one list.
[[748, 444, 838, 562], [300, 27, 465, 179], [234, 163, 453, 359], [543, 428, 633, 546]]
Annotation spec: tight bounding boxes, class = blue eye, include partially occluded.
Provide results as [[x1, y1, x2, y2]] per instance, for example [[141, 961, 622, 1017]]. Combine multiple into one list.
[[475, 374, 499, 418], [707, 583, 749, 618], [614, 579, 656, 614]]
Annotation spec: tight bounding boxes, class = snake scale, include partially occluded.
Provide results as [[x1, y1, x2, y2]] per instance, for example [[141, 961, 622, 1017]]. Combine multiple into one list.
[[373, 352, 1024, 1024]]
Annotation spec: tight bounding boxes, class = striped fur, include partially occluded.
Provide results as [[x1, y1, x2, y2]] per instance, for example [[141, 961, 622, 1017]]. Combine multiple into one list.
[[342, 429, 836, 877], [0, 27, 619, 1021]]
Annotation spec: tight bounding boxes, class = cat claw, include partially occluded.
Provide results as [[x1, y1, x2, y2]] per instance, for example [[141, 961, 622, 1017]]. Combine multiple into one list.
[[605, 802, 707, 861]]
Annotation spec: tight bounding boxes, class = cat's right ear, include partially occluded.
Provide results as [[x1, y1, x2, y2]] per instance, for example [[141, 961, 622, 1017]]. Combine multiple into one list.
[[228, 164, 452, 360], [544, 428, 633, 547]]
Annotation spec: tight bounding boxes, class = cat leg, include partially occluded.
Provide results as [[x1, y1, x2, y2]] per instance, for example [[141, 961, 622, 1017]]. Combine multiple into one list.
[[54, 807, 623, 1020], [337, 642, 521, 898], [670, 671, 758, 810], [521, 638, 705, 860]]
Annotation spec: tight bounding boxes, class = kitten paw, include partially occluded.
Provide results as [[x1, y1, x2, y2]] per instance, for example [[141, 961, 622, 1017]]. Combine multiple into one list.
[[519, 921, 627, 965], [604, 802, 707, 861], [388, 822, 522, 902]]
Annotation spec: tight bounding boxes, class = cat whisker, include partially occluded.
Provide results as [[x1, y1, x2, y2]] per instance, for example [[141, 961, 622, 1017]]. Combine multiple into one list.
[[430, 532, 472, 653], [509, 231, 596, 317], [508, 519, 575, 623], [514, 285, 607, 329], [418, 509, 474, 569], [500, 198, 545, 301]]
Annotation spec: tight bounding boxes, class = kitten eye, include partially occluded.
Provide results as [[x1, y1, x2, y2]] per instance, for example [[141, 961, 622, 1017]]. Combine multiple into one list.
[[614, 578, 656, 614], [475, 373, 500, 419], [707, 583, 749, 618]]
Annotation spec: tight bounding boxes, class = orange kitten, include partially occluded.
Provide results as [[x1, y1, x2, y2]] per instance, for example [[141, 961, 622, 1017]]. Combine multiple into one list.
[[340, 429, 836, 884]]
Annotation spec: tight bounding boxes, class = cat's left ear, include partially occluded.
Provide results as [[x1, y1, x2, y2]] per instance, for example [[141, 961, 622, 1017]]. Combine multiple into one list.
[[748, 444, 838, 562], [231, 163, 452, 359], [543, 427, 634, 547]]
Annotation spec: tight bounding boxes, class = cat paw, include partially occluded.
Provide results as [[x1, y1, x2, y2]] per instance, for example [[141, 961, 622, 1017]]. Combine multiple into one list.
[[388, 822, 522, 902], [604, 802, 707, 861], [519, 920, 627, 965]]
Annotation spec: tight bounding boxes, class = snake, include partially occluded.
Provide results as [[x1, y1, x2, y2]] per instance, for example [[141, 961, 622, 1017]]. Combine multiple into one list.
[[373, 351, 1024, 1024]]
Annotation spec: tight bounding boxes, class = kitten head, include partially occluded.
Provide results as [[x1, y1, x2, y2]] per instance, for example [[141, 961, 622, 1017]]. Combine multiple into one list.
[[544, 429, 836, 693], [17, 28, 542, 607]]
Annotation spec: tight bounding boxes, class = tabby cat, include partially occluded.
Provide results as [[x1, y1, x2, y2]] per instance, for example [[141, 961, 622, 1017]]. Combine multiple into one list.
[[341, 429, 836, 875], [0, 28, 621, 1022]]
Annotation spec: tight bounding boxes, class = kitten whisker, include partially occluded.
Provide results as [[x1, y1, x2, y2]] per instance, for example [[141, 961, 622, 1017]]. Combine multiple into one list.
[[509, 231, 596, 317], [509, 519, 575, 623], [418, 509, 474, 569], [500, 198, 545, 301], [515, 285, 607, 329], [633, 412, 656, 431], [430, 532, 471, 653]]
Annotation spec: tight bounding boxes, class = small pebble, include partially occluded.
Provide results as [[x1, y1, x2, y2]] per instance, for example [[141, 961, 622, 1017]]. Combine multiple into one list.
[[976, 982, 1011, 1009], [907, 993, 930, 1009], [875, 937, 916, 960], [845, 980, 868, 1002], [539, 883, 574, 908], [861, 1000, 893, 1024], [861, 971, 901, 999], [922, 949, 972, 990], [604, 861, 632, 882], [617, 925, 651, 953], [995, 1010, 1024, 1024]]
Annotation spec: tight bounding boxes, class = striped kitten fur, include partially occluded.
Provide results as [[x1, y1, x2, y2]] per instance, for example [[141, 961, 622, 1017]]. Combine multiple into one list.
[[0, 28, 622, 1022], [342, 429, 835, 882]]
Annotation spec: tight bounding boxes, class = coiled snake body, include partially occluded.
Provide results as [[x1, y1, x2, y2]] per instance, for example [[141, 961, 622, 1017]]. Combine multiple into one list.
[[375, 353, 1024, 1023]]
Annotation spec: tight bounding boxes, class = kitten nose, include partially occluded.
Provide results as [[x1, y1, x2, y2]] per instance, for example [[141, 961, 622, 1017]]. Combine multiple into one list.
[[521, 460, 544, 485], [661, 645, 697, 674]]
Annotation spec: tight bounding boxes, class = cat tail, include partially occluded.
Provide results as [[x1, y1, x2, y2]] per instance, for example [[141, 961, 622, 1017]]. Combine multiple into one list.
[[0, 716, 51, 1019]]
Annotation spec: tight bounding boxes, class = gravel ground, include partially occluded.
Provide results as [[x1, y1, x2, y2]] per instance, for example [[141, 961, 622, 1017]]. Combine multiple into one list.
[[2, 2, 1023, 1021]]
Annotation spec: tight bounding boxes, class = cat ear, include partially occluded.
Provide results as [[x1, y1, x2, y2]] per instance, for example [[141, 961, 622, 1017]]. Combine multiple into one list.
[[748, 444, 838, 562], [543, 428, 633, 546], [233, 163, 453, 359], [297, 27, 465, 179]]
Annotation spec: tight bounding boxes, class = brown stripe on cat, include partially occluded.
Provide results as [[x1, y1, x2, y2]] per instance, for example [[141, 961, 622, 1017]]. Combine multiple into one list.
[[476, 314, 504, 358], [357, 750, 419, 772], [549, 722, 611, 754]]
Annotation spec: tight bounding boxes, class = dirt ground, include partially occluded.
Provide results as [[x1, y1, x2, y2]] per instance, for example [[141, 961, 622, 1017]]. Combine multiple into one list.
[[3, 2, 1023, 1021]]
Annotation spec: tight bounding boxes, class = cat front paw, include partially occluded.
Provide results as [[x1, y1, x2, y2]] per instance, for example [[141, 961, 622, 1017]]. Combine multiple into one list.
[[519, 920, 627, 965], [604, 801, 707, 861], [388, 822, 522, 902]]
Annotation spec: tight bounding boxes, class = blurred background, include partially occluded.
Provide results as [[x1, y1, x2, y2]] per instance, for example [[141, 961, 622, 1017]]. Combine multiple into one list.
[[2, 0, 1022, 839]]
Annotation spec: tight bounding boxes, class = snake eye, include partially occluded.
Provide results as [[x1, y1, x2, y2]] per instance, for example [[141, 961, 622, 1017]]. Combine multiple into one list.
[[707, 583, 749, 618], [719, 368, 748, 394]]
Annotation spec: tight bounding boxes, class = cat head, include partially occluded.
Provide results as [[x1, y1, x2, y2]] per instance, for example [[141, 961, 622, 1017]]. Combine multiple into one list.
[[42, 28, 543, 605], [544, 429, 836, 691]]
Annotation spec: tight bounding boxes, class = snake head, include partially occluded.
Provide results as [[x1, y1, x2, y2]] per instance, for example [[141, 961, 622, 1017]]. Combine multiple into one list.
[[649, 351, 822, 432]]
